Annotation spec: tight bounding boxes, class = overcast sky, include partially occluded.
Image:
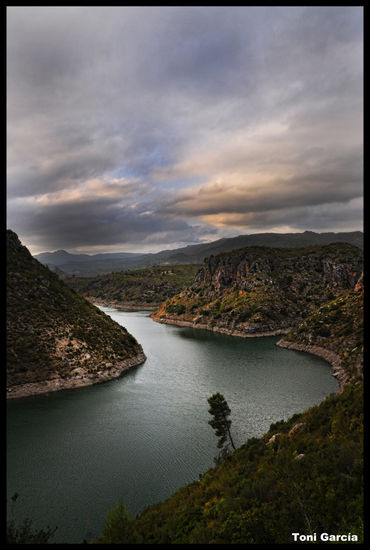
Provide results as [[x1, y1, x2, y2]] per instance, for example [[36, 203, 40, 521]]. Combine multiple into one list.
[[7, 6, 363, 255]]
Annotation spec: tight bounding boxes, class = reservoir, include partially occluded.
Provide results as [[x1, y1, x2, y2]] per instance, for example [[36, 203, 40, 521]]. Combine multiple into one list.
[[7, 308, 338, 543]]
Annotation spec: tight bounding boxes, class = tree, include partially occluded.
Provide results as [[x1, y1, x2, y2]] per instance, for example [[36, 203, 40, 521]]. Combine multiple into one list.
[[207, 392, 235, 464], [93, 499, 142, 544]]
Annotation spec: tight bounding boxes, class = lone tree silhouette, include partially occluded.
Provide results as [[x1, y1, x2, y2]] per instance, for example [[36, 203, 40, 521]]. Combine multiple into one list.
[[207, 392, 235, 464]]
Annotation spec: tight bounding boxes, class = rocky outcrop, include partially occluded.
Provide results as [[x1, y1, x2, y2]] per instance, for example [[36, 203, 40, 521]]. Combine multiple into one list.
[[152, 243, 363, 338], [196, 247, 361, 291]]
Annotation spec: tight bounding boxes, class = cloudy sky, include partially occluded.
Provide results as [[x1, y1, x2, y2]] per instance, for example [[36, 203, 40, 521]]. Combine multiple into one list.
[[7, 6, 363, 255]]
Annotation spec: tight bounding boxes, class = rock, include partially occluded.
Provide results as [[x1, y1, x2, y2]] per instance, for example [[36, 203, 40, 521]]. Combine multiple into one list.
[[266, 433, 280, 445], [289, 423, 306, 436]]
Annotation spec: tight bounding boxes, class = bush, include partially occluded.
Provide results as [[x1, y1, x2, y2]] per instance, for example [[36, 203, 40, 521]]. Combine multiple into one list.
[[166, 303, 186, 315], [316, 325, 331, 337]]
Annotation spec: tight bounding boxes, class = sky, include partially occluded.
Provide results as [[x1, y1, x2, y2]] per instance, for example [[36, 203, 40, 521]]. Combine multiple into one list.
[[7, 6, 363, 255]]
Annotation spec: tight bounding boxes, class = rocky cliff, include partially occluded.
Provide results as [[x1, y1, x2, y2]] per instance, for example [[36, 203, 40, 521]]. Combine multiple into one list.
[[6, 230, 146, 398], [151, 243, 363, 337], [277, 273, 363, 390]]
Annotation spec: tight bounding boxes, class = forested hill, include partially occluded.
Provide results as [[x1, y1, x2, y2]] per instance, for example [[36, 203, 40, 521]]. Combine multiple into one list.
[[6, 229, 145, 396], [152, 243, 363, 337], [65, 264, 201, 310]]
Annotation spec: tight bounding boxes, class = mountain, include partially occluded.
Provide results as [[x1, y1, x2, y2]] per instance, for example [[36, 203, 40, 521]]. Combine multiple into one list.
[[6, 230, 146, 398], [96, 282, 364, 544], [35, 249, 142, 267], [34, 231, 363, 276], [65, 264, 202, 310], [151, 243, 363, 339]]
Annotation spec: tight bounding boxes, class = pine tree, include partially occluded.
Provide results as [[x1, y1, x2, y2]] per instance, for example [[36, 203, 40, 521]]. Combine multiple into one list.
[[207, 392, 235, 464]]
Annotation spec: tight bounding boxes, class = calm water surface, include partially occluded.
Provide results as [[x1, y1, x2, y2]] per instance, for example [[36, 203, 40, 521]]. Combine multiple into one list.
[[7, 308, 338, 543]]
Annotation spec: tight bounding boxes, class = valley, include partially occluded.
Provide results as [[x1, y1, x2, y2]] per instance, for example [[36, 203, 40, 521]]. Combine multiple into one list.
[[7, 230, 364, 543]]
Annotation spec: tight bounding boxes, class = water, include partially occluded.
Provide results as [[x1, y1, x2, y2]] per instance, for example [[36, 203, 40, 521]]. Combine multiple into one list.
[[7, 308, 338, 543]]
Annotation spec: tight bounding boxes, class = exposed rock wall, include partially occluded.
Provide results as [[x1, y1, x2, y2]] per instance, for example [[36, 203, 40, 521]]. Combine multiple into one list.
[[152, 244, 363, 338]]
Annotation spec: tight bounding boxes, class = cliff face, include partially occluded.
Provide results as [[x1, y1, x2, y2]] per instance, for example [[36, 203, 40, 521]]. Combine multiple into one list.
[[199, 246, 361, 290], [151, 244, 363, 337], [6, 230, 146, 397]]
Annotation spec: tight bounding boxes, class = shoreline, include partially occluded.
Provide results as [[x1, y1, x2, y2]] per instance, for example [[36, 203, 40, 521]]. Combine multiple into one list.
[[6, 351, 146, 400], [85, 296, 158, 311], [8, 304, 350, 399], [150, 314, 347, 392], [275, 339, 347, 392], [150, 314, 292, 338]]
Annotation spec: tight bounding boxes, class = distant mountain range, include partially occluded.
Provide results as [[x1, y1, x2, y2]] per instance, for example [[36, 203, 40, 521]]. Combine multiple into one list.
[[34, 230, 363, 276], [35, 249, 142, 265]]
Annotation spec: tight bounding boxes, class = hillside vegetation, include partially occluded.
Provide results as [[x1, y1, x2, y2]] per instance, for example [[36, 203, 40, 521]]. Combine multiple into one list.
[[278, 275, 363, 389], [65, 264, 201, 309], [152, 243, 363, 337], [130, 388, 363, 544], [6, 230, 145, 393]]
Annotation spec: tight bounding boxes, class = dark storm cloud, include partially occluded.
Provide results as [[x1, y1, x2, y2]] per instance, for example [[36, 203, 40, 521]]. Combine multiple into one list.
[[7, 6, 363, 253], [10, 195, 214, 251]]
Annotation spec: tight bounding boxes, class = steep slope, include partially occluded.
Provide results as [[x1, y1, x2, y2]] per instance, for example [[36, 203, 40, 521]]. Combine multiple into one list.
[[65, 264, 201, 310], [151, 244, 363, 338], [277, 274, 363, 390], [96, 279, 363, 544], [6, 230, 146, 398]]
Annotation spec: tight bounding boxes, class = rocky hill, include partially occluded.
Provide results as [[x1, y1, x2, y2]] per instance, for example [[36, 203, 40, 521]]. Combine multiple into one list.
[[6, 230, 146, 398], [151, 243, 363, 338], [277, 274, 363, 390], [65, 264, 201, 310]]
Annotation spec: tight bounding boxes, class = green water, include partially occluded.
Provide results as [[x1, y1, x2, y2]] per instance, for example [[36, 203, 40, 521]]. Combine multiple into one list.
[[6, 308, 338, 543]]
